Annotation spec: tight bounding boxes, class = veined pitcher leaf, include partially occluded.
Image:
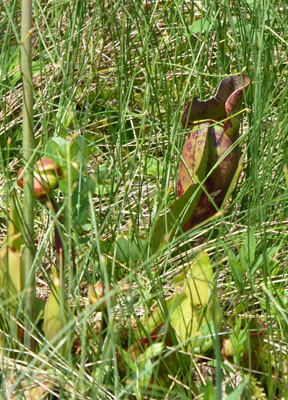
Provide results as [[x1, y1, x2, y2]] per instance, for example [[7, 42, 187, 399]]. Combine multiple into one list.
[[178, 74, 250, 231], [177, 122, 209, 197]]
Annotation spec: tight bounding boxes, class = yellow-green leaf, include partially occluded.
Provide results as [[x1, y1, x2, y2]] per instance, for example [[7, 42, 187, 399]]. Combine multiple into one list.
[[182, 253, 213, 307], [169, 296, 202, 345], [5, 196, 23, 251], [44, 267, 72, 357]]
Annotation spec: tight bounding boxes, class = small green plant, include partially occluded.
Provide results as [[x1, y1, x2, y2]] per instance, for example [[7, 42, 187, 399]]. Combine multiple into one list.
[[0, 195, 25, 345], [222, 317, 266, 370]]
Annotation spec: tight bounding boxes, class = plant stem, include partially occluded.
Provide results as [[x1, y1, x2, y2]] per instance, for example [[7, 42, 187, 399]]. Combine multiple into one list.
[[21, 0, 35, 352]]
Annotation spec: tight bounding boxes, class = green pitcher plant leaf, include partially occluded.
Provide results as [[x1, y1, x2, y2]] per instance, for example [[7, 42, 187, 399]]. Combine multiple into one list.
[[0, 195, 24, 296], [0, 195, 25, 344], [171, 252, 221, 352], [44, 266, 73, 358], [2, 195, 23, 252], [141, 253, 221, 354], [177, 252, 213, 306]]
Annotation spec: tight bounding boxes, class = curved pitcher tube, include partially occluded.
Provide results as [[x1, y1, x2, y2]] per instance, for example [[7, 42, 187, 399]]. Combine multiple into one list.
[[178, 74, 250, 231]]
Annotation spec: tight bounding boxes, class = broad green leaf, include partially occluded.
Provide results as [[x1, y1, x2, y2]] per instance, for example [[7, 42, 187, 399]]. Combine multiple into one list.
[[6, 196, 23, 251], [55, 108, 74, 129], [141, 253, 221, 354], [170, 291, 218, 353], [173, 253, 221, 351], [182, 253, 213, 307], [70, 136, 89, 164], [114, 236, 145, 263], [140, 293, 187, 337], [45, 137, 67, 165], [174, 252, 212, 286], [225, 382, 246, 400], [134, 358, 153, 390], [142, 253, 221, 353], [202, 378, 215, 400], [145, 157, 158, 177], [117, 346, 136, 372], [198, 322, 218, 354], [101, 235, 146, 264], [71, 179, 90, 227], [45, 136, 88, 166], [45, 136, 90, 196], [189, 18, 212, 34], [3, 59, 44, 86], [137, 342, 165, 363], [170, 295, 202, 346], [88, 167, 114, 196], [229, 258, 245, 284], [0, 196, 24, 296], [44, 267, 72, 358]]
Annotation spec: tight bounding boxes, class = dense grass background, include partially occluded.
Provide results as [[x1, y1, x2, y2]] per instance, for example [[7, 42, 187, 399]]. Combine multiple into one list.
[[0, 0, 288, 398]]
